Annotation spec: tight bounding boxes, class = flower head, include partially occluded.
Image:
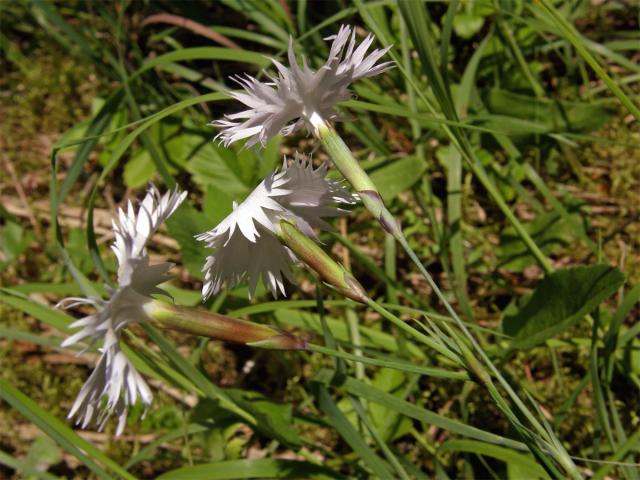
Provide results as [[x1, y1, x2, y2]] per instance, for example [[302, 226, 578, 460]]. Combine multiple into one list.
[[196, 154, 353, 298], [59, 185, 186, 434], [213, 25, 393, 148]]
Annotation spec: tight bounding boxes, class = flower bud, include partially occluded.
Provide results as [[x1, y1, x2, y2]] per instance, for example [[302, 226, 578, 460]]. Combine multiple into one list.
[[277, 219, 368, 303], [145, 301, 307, 350]]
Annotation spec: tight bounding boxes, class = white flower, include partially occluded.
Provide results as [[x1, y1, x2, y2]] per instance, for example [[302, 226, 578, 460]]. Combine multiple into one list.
[[196, 154, 353, 298], [64, 330, 152, 436], [212, 25, 393, 147], [59, 185, 186, 434]]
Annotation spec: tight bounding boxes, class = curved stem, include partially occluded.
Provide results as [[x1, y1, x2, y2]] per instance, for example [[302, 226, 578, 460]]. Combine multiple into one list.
[[308, 344, 469, 381], [314, 117, 581, 478], [364, 297, 462, 365]]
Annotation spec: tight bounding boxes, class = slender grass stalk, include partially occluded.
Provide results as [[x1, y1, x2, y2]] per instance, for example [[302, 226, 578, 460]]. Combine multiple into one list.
[[308, 344, 469, 381], [364, 298, 462, 365], [346, 309, 366, 381], [349, 396, 412, 480], [311, 98, 582, 480], [277, 219, 463, 363], [533, 0, 640, 121]]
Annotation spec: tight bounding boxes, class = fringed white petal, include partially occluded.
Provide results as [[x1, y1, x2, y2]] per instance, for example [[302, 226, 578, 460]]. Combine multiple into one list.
[[198, 154, 352, 299], [60, 186, 185, 435], [212, 25, 393, 147], [67, 334, 152, 436], [112, 185, 187, 287]]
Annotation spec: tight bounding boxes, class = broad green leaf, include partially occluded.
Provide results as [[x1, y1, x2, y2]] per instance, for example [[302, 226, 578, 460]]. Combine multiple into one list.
[[369, 156, 427, 200], [24, 436, 63, 474], [497, 208, 582, 271], [124, 149, 155, 188], [504, 265, 625, 350], [166, 203, 211, 279], [225, 389, 301, 447], [203, 186, 234, 227], [369, 369, 412, 442], [485, 89, 616, 139], [0, 449, 59, 480], [156, 458, 343, 480], [185, 141, 252, 199], [0, 219, 31, 268], [66, 228, 99, 276], [349, 396, 411, 480], [124, 424, 208, 470], [453, 14, 484, 39]]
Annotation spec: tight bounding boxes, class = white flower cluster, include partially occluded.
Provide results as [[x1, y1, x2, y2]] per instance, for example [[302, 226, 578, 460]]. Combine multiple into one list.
[[62, 24, 390, 436], [213, 25, 392, 147], [60, 186, 186, 435]]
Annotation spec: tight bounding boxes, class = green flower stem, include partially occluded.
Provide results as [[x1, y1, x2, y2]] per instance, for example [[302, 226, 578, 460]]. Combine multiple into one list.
[[364, 298, 462, 365], [146, 300, 307, 350], [311, 114, 401, 238], [315, 112, 554, 421], [277, 219, 462, 363], [313, 116, 580, 478], [308, 344, 470, 381], [310, 113, 377, 193], [346, 309, 366, 381]]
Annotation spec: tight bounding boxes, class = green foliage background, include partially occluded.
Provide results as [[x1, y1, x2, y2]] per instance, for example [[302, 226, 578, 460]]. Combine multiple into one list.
[[0, 0, 638, 478]]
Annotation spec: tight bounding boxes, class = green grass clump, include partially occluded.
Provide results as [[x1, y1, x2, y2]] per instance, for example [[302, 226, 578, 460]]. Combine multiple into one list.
[[1, 0, 638, 478]]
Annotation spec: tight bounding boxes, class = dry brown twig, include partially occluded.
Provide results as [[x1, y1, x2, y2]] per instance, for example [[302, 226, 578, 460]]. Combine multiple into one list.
[[141, 13, 241, 50], [2, 195, 180, 251], [2, 149, 44, 241]]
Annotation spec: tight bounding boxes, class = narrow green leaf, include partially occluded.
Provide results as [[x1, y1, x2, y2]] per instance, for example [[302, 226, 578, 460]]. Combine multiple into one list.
[[315, 384, 393, 478], [369, 156, 427, 200], [314, 371, 527, 451], [0, 290, 72, 331], [439, 439, 550, 479], [135, 47, 270, 77], [0, 379, 137, 480], [166, 203, 211, 279]]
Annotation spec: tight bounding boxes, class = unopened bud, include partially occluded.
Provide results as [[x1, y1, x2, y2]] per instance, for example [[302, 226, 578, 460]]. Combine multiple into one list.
[[277, 220, 368, 303], [145, 301, 307, 350]]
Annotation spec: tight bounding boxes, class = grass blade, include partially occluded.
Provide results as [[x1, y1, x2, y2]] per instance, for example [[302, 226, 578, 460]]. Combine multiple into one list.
[[0, 379, 137, 480]]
